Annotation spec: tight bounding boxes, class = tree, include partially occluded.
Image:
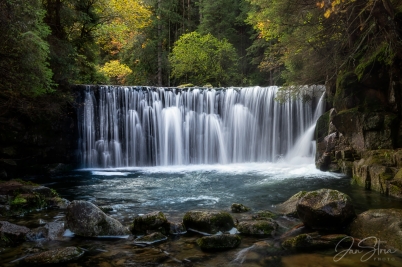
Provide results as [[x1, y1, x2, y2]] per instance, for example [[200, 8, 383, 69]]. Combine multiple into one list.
[[169, 31, 238, 86], [0, 0, 53, 97]]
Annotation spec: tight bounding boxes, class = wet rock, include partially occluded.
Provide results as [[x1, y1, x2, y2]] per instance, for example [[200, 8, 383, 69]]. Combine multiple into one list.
[[296, 189, 356, 230], [276, 191, 307, 217], [183, 210, 235, 235], [134, 232, 168, 245], [231, 203, 250, 213], [237, 220, 278, 236], [196, 234, 241, 251], [24, 246, 84, 265], [131, 211, 169, 235], [168, 222, 186, 235], [0, 221, 30, 245], [282, 233, 351, 251], [349, 209, 402, 250], [66, 200, 129, 237]]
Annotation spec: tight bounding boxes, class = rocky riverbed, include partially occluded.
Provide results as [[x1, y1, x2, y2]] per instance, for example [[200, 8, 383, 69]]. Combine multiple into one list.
[[1, 180, 402, 266]]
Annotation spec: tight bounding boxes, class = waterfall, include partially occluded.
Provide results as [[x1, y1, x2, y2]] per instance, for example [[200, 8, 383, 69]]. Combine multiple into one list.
[[77, 86, 325, 168]]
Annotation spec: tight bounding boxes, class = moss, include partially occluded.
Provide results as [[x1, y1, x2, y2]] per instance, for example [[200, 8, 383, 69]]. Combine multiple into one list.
[[10, 194, 27, 205], [251, 210, 276, 220], [282, 234, 312, 250]]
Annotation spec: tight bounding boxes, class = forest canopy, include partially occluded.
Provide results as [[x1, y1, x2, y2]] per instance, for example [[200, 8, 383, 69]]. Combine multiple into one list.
[[0, 0, 402, 101]]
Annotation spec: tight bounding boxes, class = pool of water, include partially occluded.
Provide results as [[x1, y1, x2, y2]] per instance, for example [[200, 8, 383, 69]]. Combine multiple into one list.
[[3, 161, 402, 266]]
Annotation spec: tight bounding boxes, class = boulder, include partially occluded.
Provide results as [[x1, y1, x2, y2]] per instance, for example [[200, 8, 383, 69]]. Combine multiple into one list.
[[296, 189, 356, 230], [349, 209, 402, 251], [251, 210, 277, 220], [233, 241, 282, 265], [26, 222, 66, 241], [237, 220, 278, 236], [231, 203, 250, 213], [183, 210, 235, 235], [66, 200, 129, 237], [131, 211, 169, 235], [196, 234, 241, 251], [24, 246, 84, 265], [276, 191, 307, 217], [0, 221, 30, 245]]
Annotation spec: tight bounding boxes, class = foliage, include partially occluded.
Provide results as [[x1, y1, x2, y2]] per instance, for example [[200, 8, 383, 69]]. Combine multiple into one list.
[[0, 0, 54, 96], [169, 32, 239, 86], [246, 0, 402, 92], [99, 60, 133, 85]]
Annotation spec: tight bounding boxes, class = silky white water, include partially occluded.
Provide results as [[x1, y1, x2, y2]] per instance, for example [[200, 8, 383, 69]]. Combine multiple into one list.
[[77, 86, 325, 168]]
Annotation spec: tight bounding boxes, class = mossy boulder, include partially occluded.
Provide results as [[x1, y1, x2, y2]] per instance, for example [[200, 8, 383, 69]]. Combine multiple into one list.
[[251, 210, 277, 220], [276, 191, 307, 217], [23, 246, 84, 266], [0, 180, 60, 216], [134, 232, 167, 245], [237, 220, 278, 236], [231, 203, 250, 213], [66, 200, 129, 237], [183, 210, 235, 235], [196, 234, 241, 251], [349, 209, 402, 251], [131, 211, 169, 235], [0, 221, 30, 246], [296, 189, 356, 230]]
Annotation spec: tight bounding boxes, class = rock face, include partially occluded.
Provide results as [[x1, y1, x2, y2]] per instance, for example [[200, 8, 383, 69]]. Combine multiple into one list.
[[66, 200, 129, 237], [183, 210, 235, 235], [315, 78, 402, 197], [131, 211, 169, 235], [24, 246, 84, 265], [296, 189, 356, 230], [237, 220, 278, 236], [0, 221, 30, 246], [196, 234, 241, 251], [349, 209, 402, 251]]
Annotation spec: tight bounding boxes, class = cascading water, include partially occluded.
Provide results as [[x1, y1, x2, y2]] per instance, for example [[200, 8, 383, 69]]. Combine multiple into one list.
[[77, 86, 325, 168]]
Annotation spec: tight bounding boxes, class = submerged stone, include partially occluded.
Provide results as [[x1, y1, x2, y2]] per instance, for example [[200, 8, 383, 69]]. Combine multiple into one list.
[[134, 232, 168, 245], [24, 246, 84, 265], [66, 200, 129, 237], [183, 210, 235, 235], [282, 233, 351, 251], [296, 189, 355, 230], [196, 234, 241, 251]]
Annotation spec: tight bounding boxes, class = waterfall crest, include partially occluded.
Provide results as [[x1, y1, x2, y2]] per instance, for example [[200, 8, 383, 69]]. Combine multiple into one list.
[[77, 86, 325, 168]]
